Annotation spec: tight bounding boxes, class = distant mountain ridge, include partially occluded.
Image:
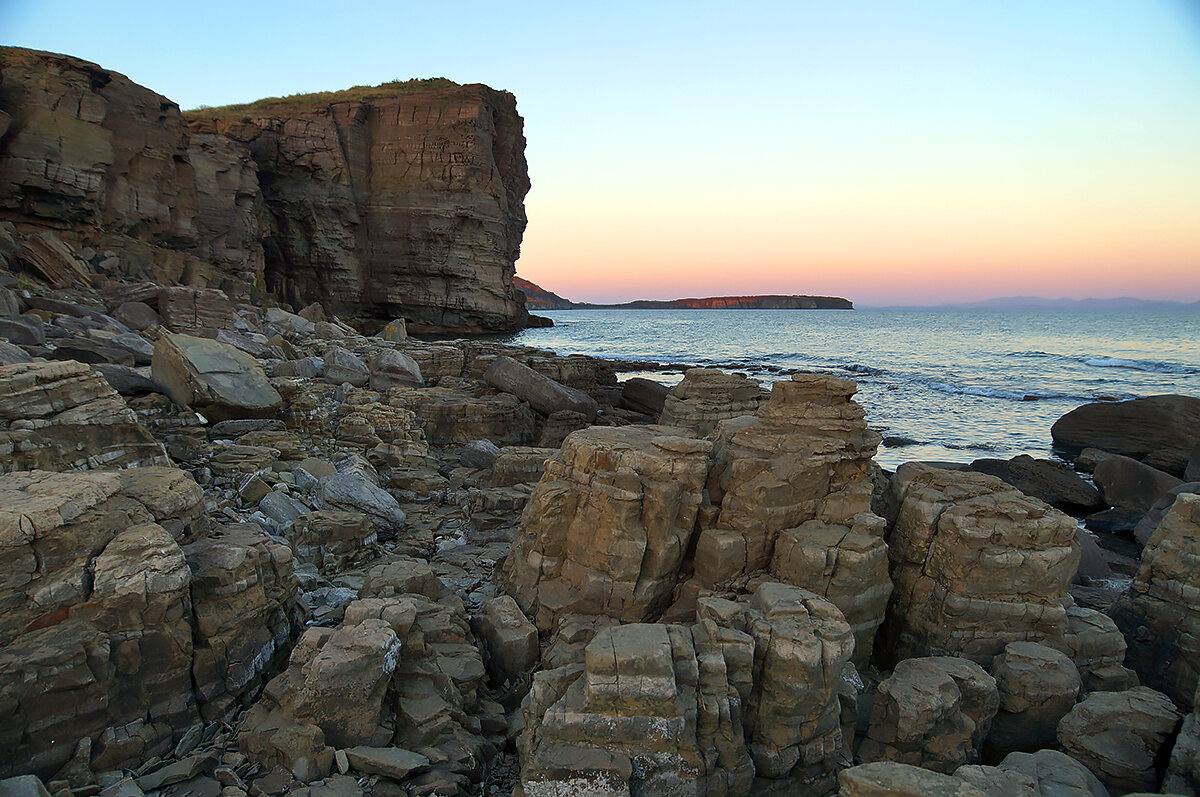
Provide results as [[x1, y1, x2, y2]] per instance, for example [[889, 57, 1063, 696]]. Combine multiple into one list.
[[879, 296, 1200, 311], [514, 277, 852, 310]]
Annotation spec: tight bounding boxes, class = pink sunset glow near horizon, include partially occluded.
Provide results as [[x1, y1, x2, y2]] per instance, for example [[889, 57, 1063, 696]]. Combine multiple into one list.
[[5, 1, 1200, 307]]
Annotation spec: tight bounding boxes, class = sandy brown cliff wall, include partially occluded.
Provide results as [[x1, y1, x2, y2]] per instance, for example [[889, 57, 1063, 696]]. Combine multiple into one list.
[[187, 85, 532, 333], [0, 47, 532, 333]]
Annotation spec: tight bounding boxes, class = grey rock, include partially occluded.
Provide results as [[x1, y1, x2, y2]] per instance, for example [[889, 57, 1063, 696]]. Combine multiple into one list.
[[968, 454, 1103, 514], [460, 439, 501, 470], [1094, 453, 1183, 511], [368, 349, 423, 391], [323, 348, 369, 387], [342, 747, 430, 779], [0, 776, 51, 797], [483, 355, 599, 418], [151, 333, 282, 421], [271, 356, 323, 379], [108, 332, 155, 365], [0, 316, 45, 345], [1136, 482, 1200, 545], [113, 301, 159, 331], [315, 473, 405, 534], [259, 491, 308, 529], [92, 363, 163, 396], [621, 377, 670, 417], [0, 340, 33, 365]]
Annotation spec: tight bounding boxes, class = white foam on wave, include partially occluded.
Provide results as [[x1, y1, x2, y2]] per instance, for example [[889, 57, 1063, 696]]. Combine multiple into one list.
[[1082, 356, 1195, 374]]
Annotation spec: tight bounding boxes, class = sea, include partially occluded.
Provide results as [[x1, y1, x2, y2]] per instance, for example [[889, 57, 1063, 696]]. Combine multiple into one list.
[[509, 308, 1200, 469]]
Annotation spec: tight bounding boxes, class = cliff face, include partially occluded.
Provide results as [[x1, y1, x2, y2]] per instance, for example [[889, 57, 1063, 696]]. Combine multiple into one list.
[[188, 85, 531, 333], [513, 276, 573, 310], [0, 47, 267, 291], [0, 47, 532, 333]]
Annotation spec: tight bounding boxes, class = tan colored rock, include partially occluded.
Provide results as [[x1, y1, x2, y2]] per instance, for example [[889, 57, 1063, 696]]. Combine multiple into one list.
[[500, 425, 712, 631], [1113, 494, 1200, 709], [489, 446, 555, 488], [703, 374, 883, 578], [289, 511, 377, 575], [184, 525, 298, 719], [473, 595, 538, 679], [0, 360, 169, 473], [858, 657, 997, 773], [1057, 686, 1182, 794], [521, 583, 853, 795], [953, 764, 1037, 797], [0, 468, 204, 777], [882, 463, 1080, 666], [838, 762, 987, 797], [152, 333, 282, 421], [768, 519, 891, 667], [660, 368, 764, 437], [986, 642, 1080, 757]]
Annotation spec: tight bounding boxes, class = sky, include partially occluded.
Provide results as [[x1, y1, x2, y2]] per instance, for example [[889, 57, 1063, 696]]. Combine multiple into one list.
[[4, 1, 1200, 305]]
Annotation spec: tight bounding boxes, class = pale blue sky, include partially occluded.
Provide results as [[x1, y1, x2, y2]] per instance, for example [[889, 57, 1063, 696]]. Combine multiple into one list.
[[4, 1, 1200, 303]]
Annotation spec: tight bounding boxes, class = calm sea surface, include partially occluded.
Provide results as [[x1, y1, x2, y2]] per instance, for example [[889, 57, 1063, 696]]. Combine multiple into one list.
[[510, 308, 1200, 468]]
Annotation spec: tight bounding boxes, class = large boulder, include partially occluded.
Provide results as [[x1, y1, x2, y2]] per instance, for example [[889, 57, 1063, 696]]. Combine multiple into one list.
[[1057, 687, 1182, 794], [0, 360, 169, 473], [322, 347, 369, 387], [967, 455, 1103, 514], [991, 750, 1108, 797], [882, 463, 1081, 666], [482, 355, 598, 418], [314, 472, 406, 536], [499, 425, 712, 631], [839, 763, 987, 797], [620, 376, 669, 418], [1092, 453, 1182, 511], [368, 348, 423, 392], [858, 657, 997, 773], [1051, 394, 1200, 461], [986, 641, 1080, 757], [152, 333, 282, 421], [1112, 493, 1200, 709], [520, 584, 855, 796]]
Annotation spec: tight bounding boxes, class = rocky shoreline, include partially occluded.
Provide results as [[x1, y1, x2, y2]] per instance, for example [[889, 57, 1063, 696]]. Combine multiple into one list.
[[0, 270, 1199, 796]]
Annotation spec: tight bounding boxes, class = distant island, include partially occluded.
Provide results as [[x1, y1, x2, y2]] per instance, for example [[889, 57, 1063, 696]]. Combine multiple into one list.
[[514, 277, 853, 311]]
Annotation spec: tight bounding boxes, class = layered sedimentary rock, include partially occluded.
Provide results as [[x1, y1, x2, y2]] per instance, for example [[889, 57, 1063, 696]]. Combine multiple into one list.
[[0, 47, 265, 290], [520, 584, 855, 796], [500, 425, 713, 632], [0, 360, 169, 472], [660, 368, 765, 437], [187, 81, 531, 333], [1112, 493, 1200, 709], [183, 525, 299, 720], [986, 642, 1080, 757], [0, 468, 205, 777], [881, 463, 1081, 666]]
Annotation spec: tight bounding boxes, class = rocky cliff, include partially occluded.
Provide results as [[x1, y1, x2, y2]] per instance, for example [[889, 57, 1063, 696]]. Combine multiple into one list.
[[187, 82, 531, 333], [0, 47, 532, 333]]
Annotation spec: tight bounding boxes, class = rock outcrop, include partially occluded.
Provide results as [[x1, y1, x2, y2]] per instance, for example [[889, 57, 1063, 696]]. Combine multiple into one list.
[[0, 360, 168, 472], [1057, 687, 1181, 794], [1051, 394, 1200, 464], [881, 464, 1081, 666], [187, 81, 531, 333], [1112, 493, 1200, 709], [519, 584, 855, 796], [0, 468, 208, 777], [659, 368, 764, 437], [500, 425, 713, 631]]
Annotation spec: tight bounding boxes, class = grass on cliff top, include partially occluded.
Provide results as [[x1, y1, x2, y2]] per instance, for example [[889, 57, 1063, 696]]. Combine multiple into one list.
[[184, 77, 459, 120]]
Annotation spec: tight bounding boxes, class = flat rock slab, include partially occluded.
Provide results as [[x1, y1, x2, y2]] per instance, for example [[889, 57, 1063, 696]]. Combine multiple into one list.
[[152, 332, 282, 422], [343, 746, 430, 780]]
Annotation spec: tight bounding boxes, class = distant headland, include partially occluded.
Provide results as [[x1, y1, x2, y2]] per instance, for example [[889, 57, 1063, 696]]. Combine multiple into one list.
[[513, 277, 853, 310]]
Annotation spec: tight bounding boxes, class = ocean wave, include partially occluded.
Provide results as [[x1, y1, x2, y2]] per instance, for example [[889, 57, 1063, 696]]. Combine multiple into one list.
[[1081, 356, 1198, 374], [1008, 350, 1198, 374], [923, 381, 1032, 401]]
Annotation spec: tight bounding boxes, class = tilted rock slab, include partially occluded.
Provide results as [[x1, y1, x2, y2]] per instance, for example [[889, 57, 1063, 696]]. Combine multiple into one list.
[[0, 360, 169, 473], [500, 425, 713, 632], [152, 333, 282, 422], [1112, 493, 1200, 709]]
